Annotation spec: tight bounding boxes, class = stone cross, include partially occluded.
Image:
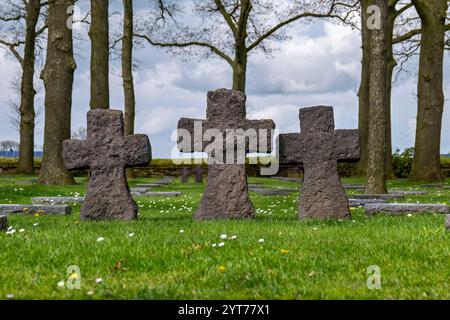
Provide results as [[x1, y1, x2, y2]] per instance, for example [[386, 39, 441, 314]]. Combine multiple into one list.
[[279, 106, 360, 219], [63, 109, 151, 220], [194, 165, 203, 183], [178, 88, 275, 220], [180, 167, 189, 183]]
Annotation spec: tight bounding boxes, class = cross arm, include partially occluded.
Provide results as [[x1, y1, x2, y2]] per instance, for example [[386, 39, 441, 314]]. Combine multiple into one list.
[[121, 134, 152, 167], [62, 140, 90, 170], [243, 119, 276, 153], [333, 129, 360, 162], [278, 133, 305, 164], [177, 117, 206, 153]]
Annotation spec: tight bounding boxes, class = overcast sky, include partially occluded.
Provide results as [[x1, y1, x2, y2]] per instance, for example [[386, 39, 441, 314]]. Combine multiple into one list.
[[0, 0, 449, 158]]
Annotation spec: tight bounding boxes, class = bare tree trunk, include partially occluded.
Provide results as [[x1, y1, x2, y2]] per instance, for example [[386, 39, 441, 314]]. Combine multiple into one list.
[[232, 50, 247, 93], [122, 0, 135, 179], [385, 5, 396, 179], [356, 0, 370, 177], [17, 0, 41, 175], [366, 0, 388, 194], [89, 0, 110, 109], [123, 0, 135, 135], [38, 0, 76, 185], [410, 0, 446, 182]]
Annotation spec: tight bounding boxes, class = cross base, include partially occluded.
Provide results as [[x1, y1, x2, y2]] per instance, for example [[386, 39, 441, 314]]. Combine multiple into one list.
[[195, 164, 255, 220], [81, 170, 138, 220], [299, 161, 351, 220]]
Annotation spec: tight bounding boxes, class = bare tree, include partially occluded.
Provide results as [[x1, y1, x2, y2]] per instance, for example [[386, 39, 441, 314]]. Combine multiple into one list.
[[366, 0, 389, 194], [71, 126, 87, 140], [409, 0, 449, 181], [89, 0, 110, 109], [38, 0, 76, 185], [0, 0, 47, 174], [135, 0, 358, 93], [0, 140, 19, 152]]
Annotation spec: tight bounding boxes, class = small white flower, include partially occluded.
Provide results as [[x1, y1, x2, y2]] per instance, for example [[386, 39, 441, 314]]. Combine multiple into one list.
[[128, 233, 135, 237], [57, 281, 65, 288], [6, 294, 14, 299], [179, 229, 184, 234], [6, 229, 16, 235], [407, 214, 413, 217], [7, 226, 13, 231], [230, 235, 237, 240], [220, 234, 227, 239], [313, 227, 318, 230], [19, 229, 25, 233], [96, 237, 105, 242], [258, 238, 265, 243], [33, 223, 39, 227], [218, 242, 225, 247], [95, 278, 103, 284], [351, 220, 356, 223], [87, 291, 94, 296], [212, 243, 217, 247]]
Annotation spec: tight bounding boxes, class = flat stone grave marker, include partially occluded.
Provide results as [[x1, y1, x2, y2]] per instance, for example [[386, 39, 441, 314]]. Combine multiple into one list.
[[130, 187, 149, 194], [348, 199, 387, 207], [365, 203, 449, 216], [279, 106, 360, 219], [180, 167, 190, 183], [193, 165, 203, 183], [0, 215, 7, 231], [32, 197, 85, 205], [144, 192, 182, 197], [343, 184, 365, 190], [63, 109, 151, 220], [390, 190, 428, 195], [178, 88, 275, 220], [249, 186, 297, 196], [351, 194, 405, 200], [0, 204, 72, 216], [446, 215, 450, 230], [274, 177, 302, 183]]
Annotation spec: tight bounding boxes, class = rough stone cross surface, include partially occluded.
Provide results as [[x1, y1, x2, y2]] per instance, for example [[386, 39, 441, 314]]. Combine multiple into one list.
[[63, 109, 151, 220], [279, 106, 360, 219], [178, 88, 275, 220]]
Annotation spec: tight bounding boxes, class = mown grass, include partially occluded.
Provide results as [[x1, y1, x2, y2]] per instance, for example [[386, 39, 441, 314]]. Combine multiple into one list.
[[0, 175, 449, 300]]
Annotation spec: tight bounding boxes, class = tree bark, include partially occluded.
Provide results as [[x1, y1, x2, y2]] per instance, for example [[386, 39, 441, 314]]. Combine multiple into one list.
[[17, 0, 41, 175], [356, 0, 370, 177], [38, 0, 76, 185], [232, 49, 247, 93], [89, 0, 110, 109], [409, 0, 446, 181], [366, 0, 388, 194], [123, 0, 135, 135]]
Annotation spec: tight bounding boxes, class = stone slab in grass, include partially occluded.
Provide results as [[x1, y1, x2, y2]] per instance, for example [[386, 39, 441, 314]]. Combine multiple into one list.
[[446, 215, 450, 231], [352, 194, 405, 200], [136, 183, 168, 187], [365, 203, 449, 216], [130, 187, 149, 193], [343, 184, 365, 190], [421, 184, 450, 189], [252, 189, 297, 196], [32, 197, 85, 205], [0, 204, 72, 216], [390, 190, 428, 195], [0, 215, 7, 231], [143, 192, 182, 197], [348, 199, 387, 207], [274, 177, 302, 183]]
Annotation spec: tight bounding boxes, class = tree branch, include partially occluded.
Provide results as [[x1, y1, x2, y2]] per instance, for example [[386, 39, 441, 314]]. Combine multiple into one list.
[[134, 33, 234, 66], [214, 0, 237, 36]]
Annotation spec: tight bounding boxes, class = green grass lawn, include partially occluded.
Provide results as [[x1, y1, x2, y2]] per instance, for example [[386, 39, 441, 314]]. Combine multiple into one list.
[[0, 175, 449, 300]]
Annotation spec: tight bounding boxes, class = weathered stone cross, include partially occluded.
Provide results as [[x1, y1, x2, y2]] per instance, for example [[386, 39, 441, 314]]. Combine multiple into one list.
[[279, 106, 360, 219], [178, 88, 275, 220], [63, 109, 151, 220]]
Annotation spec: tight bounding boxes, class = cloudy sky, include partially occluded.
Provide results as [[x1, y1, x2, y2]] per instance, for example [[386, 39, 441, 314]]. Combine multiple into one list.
[[0, 0, 449, 158]]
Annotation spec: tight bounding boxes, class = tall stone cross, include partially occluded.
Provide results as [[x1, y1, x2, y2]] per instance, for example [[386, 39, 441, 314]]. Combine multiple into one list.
[[178, 88, 275, 220], [279, 106, 360, 219], [63, 109, 152, 220]]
